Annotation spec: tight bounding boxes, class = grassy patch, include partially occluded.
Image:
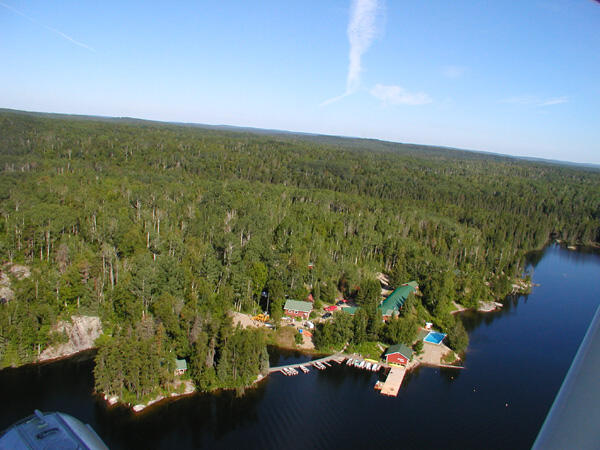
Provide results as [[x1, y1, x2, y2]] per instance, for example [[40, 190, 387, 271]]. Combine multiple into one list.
[[442, 351, 457, 364], [272, 326, 297, 348]]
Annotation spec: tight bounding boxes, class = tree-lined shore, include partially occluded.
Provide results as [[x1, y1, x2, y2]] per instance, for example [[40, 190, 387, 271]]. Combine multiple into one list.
[[0, 110, 598, 401]]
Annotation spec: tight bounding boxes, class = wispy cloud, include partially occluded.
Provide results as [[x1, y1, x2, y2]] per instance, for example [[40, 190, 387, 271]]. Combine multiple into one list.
[[0, 1, 95, 52], [539, 96, 568, 106], [321, 0, 380, 106], [442, 65, 466, 79], [501, 95, 568, 107], [370, 84, 432, 106]]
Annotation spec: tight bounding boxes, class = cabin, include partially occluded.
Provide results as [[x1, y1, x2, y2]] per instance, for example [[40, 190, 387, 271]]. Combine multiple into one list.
[[378, 282, 418, 320], [175, 359, 188, 376], [283, 299, 313, 319], [342, 306, 358, 315], [384, 344, 413, 366]]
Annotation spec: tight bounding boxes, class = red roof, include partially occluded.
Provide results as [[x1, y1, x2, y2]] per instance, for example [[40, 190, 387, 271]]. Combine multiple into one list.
[[324, 305, 337, 312], [307, 293, 314, 303]]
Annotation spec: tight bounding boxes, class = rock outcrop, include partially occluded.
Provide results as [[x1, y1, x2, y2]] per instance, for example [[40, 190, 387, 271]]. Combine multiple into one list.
[[39, 315, 102, 361], [0, 263, 31, 304]]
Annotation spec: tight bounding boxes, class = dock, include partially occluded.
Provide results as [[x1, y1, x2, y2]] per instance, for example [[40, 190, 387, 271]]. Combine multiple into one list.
[[268, 353, 345, 374], [380, 366, 406, 397]]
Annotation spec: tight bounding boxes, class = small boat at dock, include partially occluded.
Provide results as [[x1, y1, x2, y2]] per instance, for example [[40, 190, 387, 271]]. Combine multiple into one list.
[[365, 362, 372, 371], [299, 365, 309, 373], [346, 358, 354, 366]]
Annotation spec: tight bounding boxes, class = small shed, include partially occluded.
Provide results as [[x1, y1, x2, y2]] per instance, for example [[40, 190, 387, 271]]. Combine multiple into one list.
[[175, 359, 188, 376], [384, 344, 413, 366], [323, 305, 337, 312], [342, 306, 358, 315], [283, 299, 313, 319]]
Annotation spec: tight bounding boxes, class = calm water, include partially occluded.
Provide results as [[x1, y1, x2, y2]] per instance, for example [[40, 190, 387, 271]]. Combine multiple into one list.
[[1, 244, 599, 449]]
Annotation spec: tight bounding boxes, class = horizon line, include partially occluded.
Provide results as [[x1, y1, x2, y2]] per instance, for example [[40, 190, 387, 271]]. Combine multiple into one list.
[[1, 106, 599, 169]]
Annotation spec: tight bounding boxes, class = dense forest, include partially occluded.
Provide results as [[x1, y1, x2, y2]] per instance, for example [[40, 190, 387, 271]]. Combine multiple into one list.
[[0, 109, 598, 401]]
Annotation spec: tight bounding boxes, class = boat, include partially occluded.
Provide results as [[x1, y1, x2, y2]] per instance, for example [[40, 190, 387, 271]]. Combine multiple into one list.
[[347, 358, 354, 366], [372, 364, 379, 371], [323, 361, 331, 367], [359, 361, 365, 369], [365, 362, 372, 370], [300, 365, 309, 373], [354, 360, 361, 367]]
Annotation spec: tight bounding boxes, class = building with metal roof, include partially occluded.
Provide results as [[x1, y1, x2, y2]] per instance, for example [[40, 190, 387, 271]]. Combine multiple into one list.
[[384, 343, 413, 366], [175, 358, 188, 375], [283, 299, 313, 319], [378, 282, 417, 319], [341, 306, 358, 315]]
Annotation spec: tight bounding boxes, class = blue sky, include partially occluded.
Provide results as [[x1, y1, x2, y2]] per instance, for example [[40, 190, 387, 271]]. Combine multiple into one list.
[[1, 0, 599, 164]]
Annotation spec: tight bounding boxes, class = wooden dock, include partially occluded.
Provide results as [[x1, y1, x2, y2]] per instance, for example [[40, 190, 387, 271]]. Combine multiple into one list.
[[268, 353, 345, 373], [380, 366, 406, 397]]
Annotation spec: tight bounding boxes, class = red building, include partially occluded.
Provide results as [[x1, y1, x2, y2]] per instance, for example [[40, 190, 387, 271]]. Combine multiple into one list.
[[384, 344, 413, 366], [283, 299, 313, 319]]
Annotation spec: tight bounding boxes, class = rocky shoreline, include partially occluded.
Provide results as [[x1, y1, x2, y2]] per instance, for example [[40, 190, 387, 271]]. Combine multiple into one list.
[[39, 316, 102, 362]]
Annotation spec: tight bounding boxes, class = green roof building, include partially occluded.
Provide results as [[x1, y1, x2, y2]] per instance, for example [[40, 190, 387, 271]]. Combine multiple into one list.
[[378, 282, 417, 318], [284, 299, 313, 319], [384, 343, 413, 365], [342, 306, 358, 315], [175, 358, 187, 375]]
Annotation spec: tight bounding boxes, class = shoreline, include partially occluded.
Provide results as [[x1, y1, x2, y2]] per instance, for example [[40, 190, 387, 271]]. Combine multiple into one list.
[[0, 348, 97, 372], [7, 244, 587, 413], [451, 274, 535, 315], [101, 372, 273, 414]]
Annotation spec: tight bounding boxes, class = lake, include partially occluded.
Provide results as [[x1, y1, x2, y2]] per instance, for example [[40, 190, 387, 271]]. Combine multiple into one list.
[[1, 244, 599, 449]]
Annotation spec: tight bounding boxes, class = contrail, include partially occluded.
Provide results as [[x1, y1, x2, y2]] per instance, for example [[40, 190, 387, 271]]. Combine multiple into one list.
[[0, 1, 95, 52], [321, 0, 379, 106]]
